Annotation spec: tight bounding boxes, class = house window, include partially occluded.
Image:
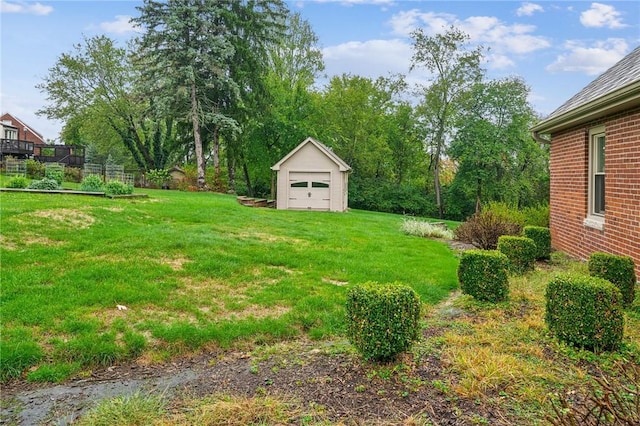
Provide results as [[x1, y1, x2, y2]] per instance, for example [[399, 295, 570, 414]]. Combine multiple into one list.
[[584, 126, 605, 229]]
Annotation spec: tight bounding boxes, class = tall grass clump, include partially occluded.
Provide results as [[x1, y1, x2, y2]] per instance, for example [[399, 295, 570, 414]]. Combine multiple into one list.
[[346, 282, 421, 361], [0, 329, 44, 381], [77, 392, 165, 426], [401, 218, 455, 240]]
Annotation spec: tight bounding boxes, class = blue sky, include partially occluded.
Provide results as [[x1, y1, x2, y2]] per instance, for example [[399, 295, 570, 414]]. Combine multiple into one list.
[[1, 0, 639, 142]]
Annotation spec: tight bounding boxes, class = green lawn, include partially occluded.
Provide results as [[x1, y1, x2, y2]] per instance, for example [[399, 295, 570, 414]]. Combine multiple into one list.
[[0, 189, 459, 381]]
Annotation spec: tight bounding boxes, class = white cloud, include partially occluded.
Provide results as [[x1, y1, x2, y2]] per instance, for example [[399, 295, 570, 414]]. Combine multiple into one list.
[[99, 15, 140, 35], [388, 9, 550, 70], [322, 39, 412, 80], [0, 0, 52, 15], [580, 3, 627, 29], [516, 2, 544, 17], [546, 38, 629, 75]]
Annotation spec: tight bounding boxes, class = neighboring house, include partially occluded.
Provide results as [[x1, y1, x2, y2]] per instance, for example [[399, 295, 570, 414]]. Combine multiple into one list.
[[271, 137, 351, 212], [1, 112, 46, 146], [531, 45, 640, 280], [0, 112, 84, 167]]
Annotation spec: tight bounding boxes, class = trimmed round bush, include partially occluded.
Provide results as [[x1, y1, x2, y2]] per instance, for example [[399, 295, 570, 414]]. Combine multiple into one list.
[[457, 250, 510, 302], [28, 178, 60, 190], [588, 252, 636, 307], [497, 235, 537, 274], [523, 226, 551, 260], [6, 176, 29, 188], [346, 282, 421, 362], [80, 175, 105, 192], [545, 273, 624, 351], [105, 180, 133, 196]]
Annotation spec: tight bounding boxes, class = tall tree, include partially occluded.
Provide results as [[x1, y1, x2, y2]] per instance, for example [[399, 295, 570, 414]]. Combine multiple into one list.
[[410, 26, 484, 218], [219, 0, 290, 193], [448, 77, 548, 212], [239, 11, 324, 196], [133, 0, 240, 188], [37, 35, 177, 171]]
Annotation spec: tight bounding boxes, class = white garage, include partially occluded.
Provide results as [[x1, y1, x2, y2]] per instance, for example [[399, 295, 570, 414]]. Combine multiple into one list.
[[271, 137, 351, 212]]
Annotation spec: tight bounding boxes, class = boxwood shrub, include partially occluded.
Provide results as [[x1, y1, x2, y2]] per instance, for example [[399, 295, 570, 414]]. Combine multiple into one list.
[[588, 252, 636, 307], [346, 282, 421, 362], [523, 226, 551, 260], [497, 235, 537, 274], [545, 273, 624, 351], [457, 250, 510, 302]]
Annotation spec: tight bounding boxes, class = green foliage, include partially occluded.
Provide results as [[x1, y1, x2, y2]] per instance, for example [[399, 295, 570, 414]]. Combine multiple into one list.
[[523, 226, 551, 260], [104, 180, 133, 196], [401, 218, 455, 240], [6, 176, 29, 188], [522, 204, 550, 228], [457, 250, 510, 302], [25, 159, 45, 178], [28, 177, 60, 190], [545, 273, 624, 351], [498, 235, 537, 274], [346, 282, 421, 361], [45, 164, 65, 184], [454, 209, 523, 250], [349, 177, 437, 217], [588, 252, 636, 307], [0, 329, 44, 381], [80, 175, 105, 192], [147, 168, 171, 186], [77, 392, 165, 426], [64, 166, 83, 183], [26, 363, 80, 383]]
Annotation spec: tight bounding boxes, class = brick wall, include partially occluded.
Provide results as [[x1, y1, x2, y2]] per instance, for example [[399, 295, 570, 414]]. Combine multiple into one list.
[[550, 107, 640, 280]]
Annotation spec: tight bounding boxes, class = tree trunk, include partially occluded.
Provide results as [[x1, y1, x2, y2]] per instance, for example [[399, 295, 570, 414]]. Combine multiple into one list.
[[212, 127, 221, 190], [242, 161, 254, 197], [190, 83, 206, 188]]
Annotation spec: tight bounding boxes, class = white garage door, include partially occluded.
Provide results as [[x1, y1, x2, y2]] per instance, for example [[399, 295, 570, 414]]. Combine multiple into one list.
[[288, 172, 331, 210]]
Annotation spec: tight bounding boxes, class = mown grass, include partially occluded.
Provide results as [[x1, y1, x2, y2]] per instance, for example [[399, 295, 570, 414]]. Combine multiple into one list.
[[66, 251, 640, 425], [0, 188, 459, 380]]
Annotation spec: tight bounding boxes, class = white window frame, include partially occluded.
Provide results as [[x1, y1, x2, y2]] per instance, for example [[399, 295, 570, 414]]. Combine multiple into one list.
[[584, 125, 605, 230]]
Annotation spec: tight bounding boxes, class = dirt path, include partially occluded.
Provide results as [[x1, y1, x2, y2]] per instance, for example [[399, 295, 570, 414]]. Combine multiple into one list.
[[1, 336, 510, 425]]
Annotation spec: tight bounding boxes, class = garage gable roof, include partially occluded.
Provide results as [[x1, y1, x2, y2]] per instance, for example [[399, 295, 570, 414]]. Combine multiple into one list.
[[271, 137, 351, 172], [532, 45, 640, 135]]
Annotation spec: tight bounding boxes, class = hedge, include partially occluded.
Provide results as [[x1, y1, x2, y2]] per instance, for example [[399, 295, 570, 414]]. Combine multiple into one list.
[[588, 252, 636, 307], [346, 282, 421, 361], [457, 250, 510, 302], [545, 273, 624, 351], [523, 226, 551, 260]]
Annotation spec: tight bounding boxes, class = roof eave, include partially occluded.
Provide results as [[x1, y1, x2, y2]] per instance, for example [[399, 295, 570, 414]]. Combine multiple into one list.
[[531, 80, 640, 136]]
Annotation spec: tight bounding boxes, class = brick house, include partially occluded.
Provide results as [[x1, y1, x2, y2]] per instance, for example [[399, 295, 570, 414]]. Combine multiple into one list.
[[1, 112, 46, 147], [531, 45, 640, 280]]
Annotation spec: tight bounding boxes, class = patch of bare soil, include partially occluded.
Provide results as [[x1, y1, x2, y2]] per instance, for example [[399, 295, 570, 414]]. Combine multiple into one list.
[[1, 334, 515, 426]]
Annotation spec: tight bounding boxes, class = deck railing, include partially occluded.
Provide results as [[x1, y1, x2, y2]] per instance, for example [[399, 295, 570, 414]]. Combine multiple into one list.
[[0, 139, 34, 156]]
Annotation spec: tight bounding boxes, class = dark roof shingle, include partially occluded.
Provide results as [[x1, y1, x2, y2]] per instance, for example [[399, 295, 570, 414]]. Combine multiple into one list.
[[545, 45, 640, 119]]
